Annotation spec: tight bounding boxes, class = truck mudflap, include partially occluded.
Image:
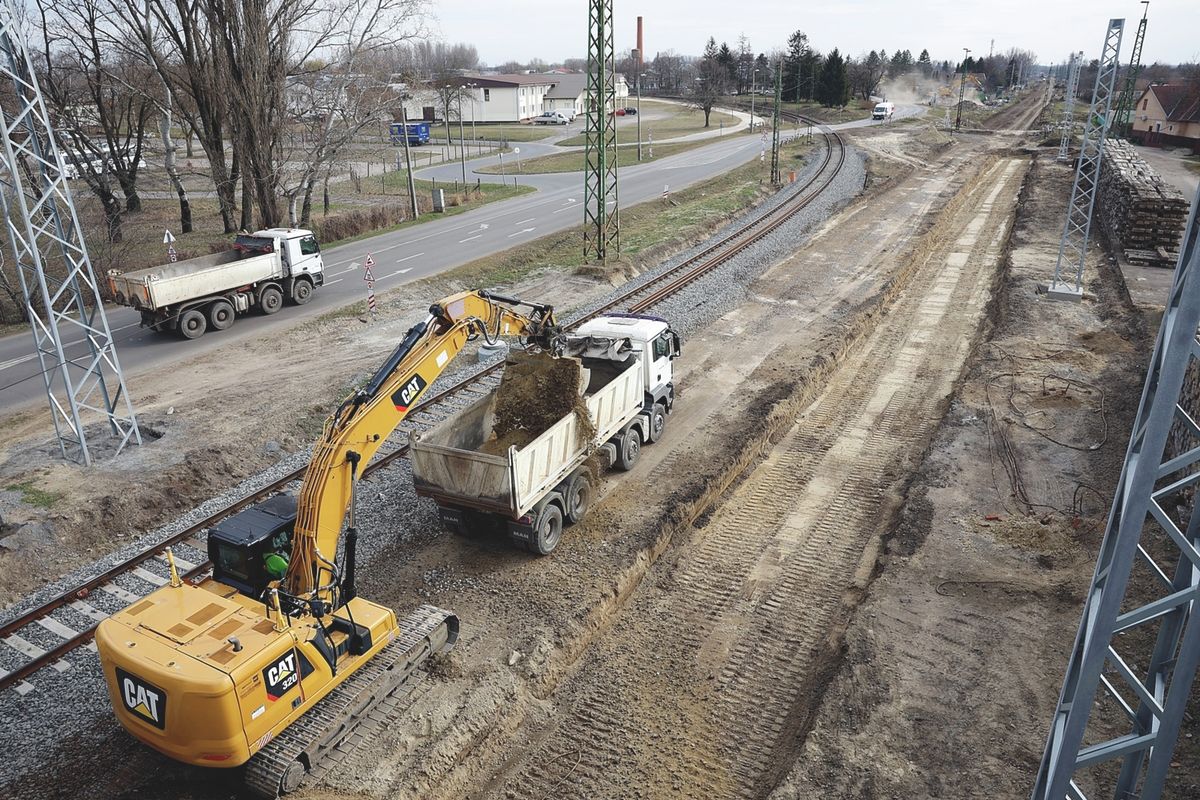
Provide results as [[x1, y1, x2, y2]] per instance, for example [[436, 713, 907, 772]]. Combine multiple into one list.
[[244, 604, 458, 798]]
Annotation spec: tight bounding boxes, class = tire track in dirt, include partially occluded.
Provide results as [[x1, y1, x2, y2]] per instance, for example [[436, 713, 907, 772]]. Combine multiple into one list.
[[488, 157, 1029, 800]]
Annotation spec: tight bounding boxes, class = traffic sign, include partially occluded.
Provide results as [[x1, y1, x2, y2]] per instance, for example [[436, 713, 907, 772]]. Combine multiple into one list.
[[363, 253, 376, 282], [162, 229, 175, 245]]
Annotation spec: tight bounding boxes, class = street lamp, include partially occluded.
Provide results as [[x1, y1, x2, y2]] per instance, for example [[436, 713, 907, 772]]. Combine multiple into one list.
[[469, 83, 479, 156], [457, 90, 467, 185], [513, 146, 521, 185], [750, 68, 759, 131]]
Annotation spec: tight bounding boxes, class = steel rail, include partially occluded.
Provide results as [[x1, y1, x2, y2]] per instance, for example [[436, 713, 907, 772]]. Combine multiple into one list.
[[0, 118, 846, 693]]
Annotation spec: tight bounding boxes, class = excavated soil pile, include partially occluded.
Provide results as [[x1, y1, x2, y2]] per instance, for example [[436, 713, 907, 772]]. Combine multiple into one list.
[[481, 351, 595, 455]]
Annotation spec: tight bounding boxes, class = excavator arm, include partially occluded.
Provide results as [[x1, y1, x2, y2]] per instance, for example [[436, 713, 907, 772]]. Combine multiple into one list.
[[283, 290, 561, 604]]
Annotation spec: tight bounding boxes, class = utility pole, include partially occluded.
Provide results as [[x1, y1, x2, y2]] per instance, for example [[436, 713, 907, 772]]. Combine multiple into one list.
[[583, 0, 618, 263], [635, 17, 644, 161], [1046, 18, 1124, 300], [399, 100, 419, 220], [770, 61, 782, 185], [0, 3, 141, 465], [1111, 0, 1149, 140], [632, 47, 643, 161], [954, 47, 971, 132]]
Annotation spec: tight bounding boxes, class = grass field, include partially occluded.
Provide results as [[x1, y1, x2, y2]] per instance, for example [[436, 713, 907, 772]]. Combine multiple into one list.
[[440, 136, 815, 290], [475, 134, 754, 175], [555, 100, 741, 147]]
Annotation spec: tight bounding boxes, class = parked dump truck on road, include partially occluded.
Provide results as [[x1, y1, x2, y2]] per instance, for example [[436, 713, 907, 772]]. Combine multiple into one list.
[[410, 313, 680, 554], [107, 228, 325, 339]]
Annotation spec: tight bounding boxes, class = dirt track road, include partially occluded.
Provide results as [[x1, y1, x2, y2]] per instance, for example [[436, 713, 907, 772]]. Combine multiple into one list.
[[479, 157, 1028, 798]]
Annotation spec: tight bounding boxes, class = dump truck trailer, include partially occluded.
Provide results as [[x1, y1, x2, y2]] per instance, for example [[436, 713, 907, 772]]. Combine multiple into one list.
[[108, 228, 325, 339], [410, 313, 680, 554]]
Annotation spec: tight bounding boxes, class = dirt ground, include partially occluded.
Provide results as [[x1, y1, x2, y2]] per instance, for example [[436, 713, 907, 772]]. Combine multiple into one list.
[[13, 87, 1194, 800], [772, 157, 1200, 799]]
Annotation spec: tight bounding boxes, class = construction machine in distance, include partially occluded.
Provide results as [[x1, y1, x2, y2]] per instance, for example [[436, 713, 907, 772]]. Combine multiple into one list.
[[95, 290, 565, 797]]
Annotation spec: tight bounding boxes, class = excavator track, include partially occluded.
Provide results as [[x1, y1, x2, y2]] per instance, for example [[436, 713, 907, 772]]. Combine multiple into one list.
[[244, 604, 458, 798]]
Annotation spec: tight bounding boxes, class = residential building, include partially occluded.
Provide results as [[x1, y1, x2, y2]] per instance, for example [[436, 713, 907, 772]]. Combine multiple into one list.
[[394, 73, 630, 124], [1131, 83, 1200, 151]]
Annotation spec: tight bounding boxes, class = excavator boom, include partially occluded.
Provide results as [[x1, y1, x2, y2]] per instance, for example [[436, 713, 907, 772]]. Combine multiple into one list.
[[95, 289, 560, 796]]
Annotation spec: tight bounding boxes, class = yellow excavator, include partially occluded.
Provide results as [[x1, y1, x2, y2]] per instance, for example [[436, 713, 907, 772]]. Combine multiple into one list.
[[96, 290, 563, 796]]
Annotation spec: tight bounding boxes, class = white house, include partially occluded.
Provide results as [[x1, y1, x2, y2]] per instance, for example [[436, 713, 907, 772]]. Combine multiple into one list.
[[393, 73, 631, 124]]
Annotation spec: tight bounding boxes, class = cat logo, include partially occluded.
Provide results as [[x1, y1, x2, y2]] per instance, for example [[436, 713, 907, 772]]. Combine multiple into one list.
[[263, 651, 299, 701], [391, 374, 428, 412], [116, 667, 166, 730]]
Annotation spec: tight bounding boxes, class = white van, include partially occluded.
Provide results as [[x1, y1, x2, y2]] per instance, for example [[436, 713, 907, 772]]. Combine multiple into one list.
[[872, 102, 895, 121]]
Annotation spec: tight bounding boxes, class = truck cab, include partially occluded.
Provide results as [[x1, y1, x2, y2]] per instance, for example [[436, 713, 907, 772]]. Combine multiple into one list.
[[573, 313, 680, 410], [235, 228, 325, 286]]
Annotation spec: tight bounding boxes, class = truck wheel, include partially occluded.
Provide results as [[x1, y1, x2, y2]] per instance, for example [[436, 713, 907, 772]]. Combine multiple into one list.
[[527, 502, 563, 555], [260, 285, 283, 315], [647, 403, 667, 444], [615, 428, 641, 471], [291, 279, 313, 305], [178, 309, 207, 339], [208, 299, 235, 331], [565, 470, 592, 524]]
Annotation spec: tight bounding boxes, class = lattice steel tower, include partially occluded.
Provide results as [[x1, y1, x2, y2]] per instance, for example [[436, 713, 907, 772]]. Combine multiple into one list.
[[1056, 52, 1083, 162], [0, 6, 140, 464], [1111, 1, 1149, 140], [1047, 18, 1124, 300], [1034, 185, 1200, 800], [583, 0, 619, 264]]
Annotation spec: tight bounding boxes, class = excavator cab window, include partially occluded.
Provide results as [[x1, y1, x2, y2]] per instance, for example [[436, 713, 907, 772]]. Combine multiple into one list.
[[208, 494, 296, 598]]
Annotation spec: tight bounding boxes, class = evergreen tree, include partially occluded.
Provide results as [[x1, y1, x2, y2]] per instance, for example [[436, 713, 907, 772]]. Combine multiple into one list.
[[783, 30, 809, 102], [917, 48, 933, 76], [717, 42, 736, 84], [818, 48, 849, 107]]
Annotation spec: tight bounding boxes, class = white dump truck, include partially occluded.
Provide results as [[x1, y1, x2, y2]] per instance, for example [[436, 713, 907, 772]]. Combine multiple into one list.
[[872, 101, 895, 121], [107, 228, 325, 339], [410, 313, 681, 554]]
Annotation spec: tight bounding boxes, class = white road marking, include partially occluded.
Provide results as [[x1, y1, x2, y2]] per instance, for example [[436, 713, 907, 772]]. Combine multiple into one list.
[[459, 235, 482, 243], [553, 206, 577, 214], [508, 228, 536, 238], [515, 217, 536, 225], [382, 268, 413, 279], [396, 252, 424, 263], [325, 278, 343, 285], [0, 353, 36, 372]]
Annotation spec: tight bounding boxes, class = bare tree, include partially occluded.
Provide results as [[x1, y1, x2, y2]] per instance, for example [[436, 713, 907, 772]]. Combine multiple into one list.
[[132, 0, 239, 232], [688, 38, 727, 127], [36, 0, 153, 240]]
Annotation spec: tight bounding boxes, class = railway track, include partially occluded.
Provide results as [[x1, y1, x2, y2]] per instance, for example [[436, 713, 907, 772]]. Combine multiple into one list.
[[0, 120, 845, 696]]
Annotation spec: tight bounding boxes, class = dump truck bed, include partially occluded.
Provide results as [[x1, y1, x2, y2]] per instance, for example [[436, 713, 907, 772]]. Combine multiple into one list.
[[410, 358, 643, 518], [110, 250, 281, 311]]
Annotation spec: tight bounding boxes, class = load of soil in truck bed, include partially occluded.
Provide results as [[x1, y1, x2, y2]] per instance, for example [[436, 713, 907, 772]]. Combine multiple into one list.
[[481, 351, 597, 454]]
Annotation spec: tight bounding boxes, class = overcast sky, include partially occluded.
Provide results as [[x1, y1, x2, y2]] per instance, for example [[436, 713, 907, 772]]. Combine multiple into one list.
[[429, 0, 1197, 68]]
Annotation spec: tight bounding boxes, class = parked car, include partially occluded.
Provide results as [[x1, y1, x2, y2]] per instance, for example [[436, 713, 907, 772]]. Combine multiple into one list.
[[611, 108, 626, 117], [623, 107, 638, 115]]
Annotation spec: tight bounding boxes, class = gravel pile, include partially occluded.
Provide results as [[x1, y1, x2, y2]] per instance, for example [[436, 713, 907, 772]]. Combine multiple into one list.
[[0, 141, 865, 796]]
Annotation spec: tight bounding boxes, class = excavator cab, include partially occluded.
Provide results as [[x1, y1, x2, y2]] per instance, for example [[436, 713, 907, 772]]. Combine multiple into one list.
[[208, 494, 296, 599]]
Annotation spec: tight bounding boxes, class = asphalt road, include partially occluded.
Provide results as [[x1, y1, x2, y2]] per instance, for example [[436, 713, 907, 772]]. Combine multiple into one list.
[[0, 106, 920, 412]]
